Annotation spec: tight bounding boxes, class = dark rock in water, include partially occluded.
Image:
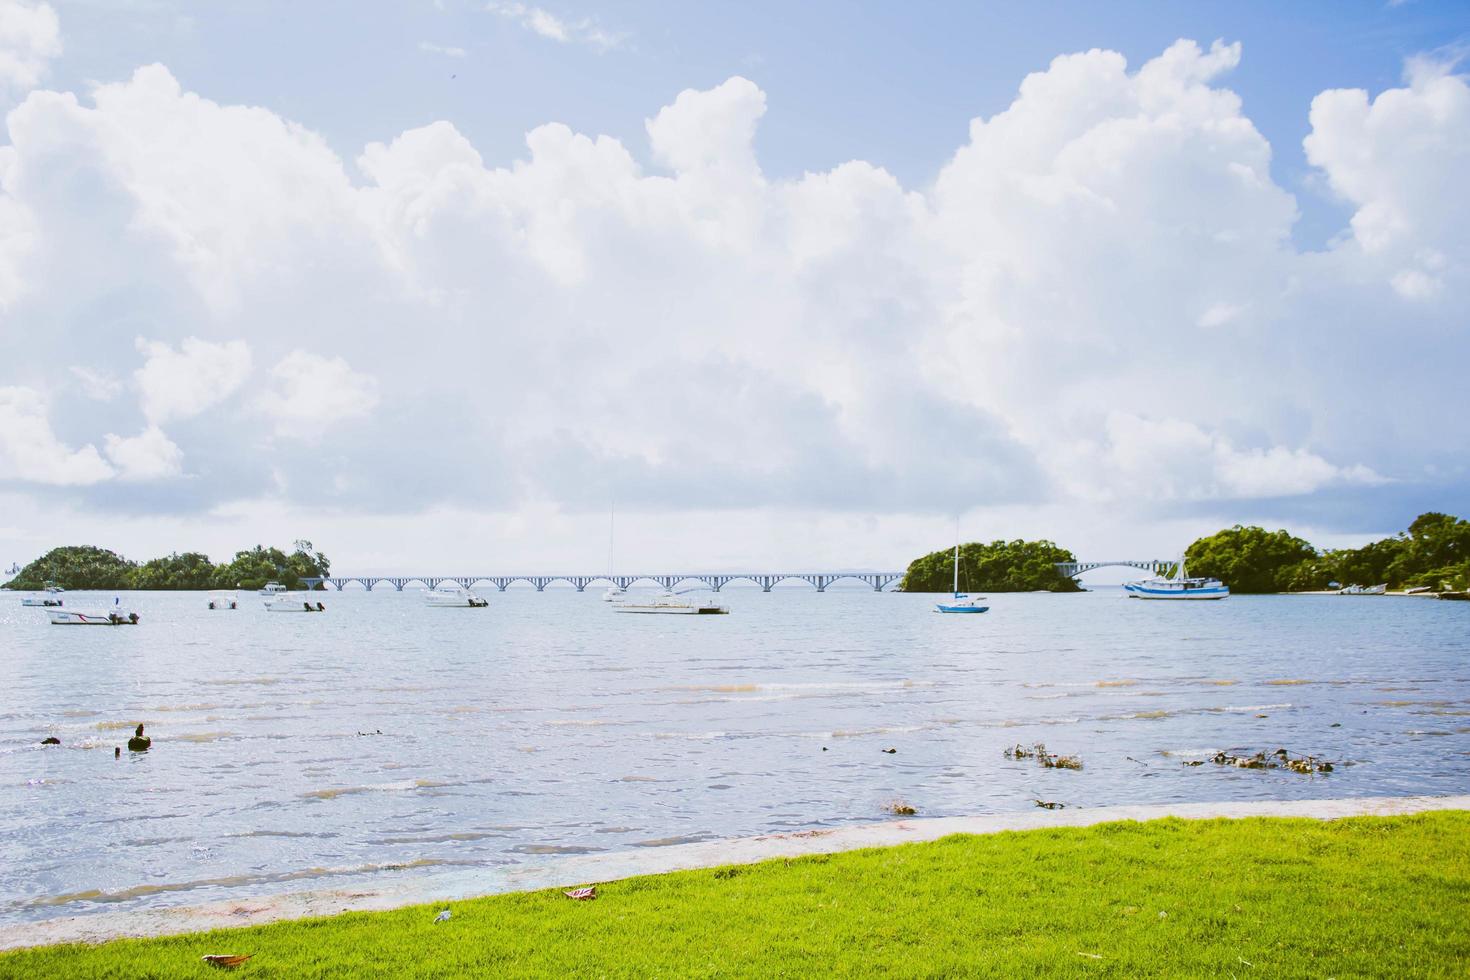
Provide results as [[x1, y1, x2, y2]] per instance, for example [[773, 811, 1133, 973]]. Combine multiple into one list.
[[115, 746, 121, 759], [41, 736, 60, 745], [128, 736, 151, 752], [882, 748, 897, 754]]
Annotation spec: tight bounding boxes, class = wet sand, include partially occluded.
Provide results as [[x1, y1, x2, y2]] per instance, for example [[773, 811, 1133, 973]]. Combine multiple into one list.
[[3, 793, 1465, 952]]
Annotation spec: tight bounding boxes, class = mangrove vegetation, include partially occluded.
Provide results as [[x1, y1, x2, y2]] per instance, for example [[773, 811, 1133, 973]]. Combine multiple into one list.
[[1185, 512, 1470, 593], [3, 541, 331, 592]]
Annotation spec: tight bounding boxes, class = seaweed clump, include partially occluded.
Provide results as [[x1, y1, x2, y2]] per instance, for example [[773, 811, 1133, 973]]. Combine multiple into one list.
[[1189, 748, 1333, 774], [1004, 743, 1083, 770]]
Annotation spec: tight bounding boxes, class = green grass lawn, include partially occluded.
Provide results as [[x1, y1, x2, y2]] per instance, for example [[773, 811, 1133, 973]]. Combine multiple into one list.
[[5, 812, 1468, 978]]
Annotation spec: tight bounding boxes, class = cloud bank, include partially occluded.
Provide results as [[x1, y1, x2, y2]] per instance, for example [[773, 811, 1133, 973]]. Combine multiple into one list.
[[0, 35, 1466, 556]]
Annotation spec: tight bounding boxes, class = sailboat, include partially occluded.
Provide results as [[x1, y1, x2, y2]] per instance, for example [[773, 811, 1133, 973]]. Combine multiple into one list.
[[935, 536, 988, 614], [602, 500, 626, 602]]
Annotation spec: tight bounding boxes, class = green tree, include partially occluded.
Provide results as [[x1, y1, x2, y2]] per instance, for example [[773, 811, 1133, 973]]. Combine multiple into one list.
[[131, 552, 218, 590], [901, 539, 1082, 593], [4, 546, 136, 590], [1184, 526, 1318, 594]]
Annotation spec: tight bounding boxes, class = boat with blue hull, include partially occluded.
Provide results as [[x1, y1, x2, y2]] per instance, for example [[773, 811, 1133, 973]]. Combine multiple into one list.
[[1124, 558, 1229, 600], [935, 539, 988, 614]]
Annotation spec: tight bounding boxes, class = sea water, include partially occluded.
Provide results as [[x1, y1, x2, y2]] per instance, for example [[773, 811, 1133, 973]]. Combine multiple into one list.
[[2, 586, 1467, 926]]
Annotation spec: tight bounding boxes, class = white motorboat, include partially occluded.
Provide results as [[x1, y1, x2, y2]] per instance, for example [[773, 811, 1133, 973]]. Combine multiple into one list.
[[22, 582, 65, 607], [259, 582, 288, 596], [208, 590, 239, 610], [50, 606, 138, 625], [602, 586, 627, 602], [264, 592, 325, 612], [424, 582, 488, 607], [1124, 558, 1229, 600], [1338, 583, 1387, 595], [612, 591, 728, 614]]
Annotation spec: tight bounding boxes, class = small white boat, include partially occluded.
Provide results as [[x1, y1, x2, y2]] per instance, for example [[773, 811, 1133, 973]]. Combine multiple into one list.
[[1338, 583, 1387, 595], [613, 591, 728, 614], [264, 592, 325, 612], [424, 582, 488, 607], [1124, 558, 1229, 600], [49, 608, 138, 625], [259, 582, 288, 596], [602, 586, 627, 602], [22, 581, 65, 607], [207, 590, 239, 610]]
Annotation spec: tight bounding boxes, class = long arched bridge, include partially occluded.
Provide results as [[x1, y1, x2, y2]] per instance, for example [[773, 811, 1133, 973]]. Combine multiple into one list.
[[306, 560, 1173, 594], [306, 572, 906, 593]]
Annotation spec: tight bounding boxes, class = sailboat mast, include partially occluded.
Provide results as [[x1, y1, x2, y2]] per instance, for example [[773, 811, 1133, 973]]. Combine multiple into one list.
[[608, 500, 615, 579]]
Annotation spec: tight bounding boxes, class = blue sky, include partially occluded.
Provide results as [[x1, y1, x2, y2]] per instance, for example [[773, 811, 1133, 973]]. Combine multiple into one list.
[[1, 0, 1467, 572], [46, 0, 1469, 248]]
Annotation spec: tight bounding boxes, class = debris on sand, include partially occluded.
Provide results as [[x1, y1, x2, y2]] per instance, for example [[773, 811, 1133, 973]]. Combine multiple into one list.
[[1195, 748, 1334, 774], [1005, 742, 1083, 770]]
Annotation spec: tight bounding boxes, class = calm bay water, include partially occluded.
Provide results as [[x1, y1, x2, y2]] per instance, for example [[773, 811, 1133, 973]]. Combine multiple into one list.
[[2, 586, 1468, 927]]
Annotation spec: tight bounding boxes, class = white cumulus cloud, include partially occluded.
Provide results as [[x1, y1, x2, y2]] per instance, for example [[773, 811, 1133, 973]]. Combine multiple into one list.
[[134, 337, 252, 424], [0, 386, 112, 485], [261, 351, 379, 435], [103, 425, 183, 481], [0, 37, 1464, 545], [0, 0, 59, 96]]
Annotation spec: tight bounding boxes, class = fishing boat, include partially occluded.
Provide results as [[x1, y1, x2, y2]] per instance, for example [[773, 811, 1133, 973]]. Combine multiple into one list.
[[264, 592, 325, 612], [612, 591, 728, 614], [207, 590, 239, 610], [259, 582, 288, 596], [602, 585, 627, 602], [21, 582, 65, 607], [1337, 583, 1387, 595], [424, 582, 488, 607], [1124, 559, 1229, 600], [935, 538, 988, 614]]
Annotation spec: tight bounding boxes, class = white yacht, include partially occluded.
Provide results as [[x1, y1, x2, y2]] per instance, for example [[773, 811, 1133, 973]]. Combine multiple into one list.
[[1124, 559, 1229, 600], [424, 582, 488, 607], [1338, 583, 1387, 595], [208, 590, 239, 610], [602, 585, 627, 602], [259, 582, 288, 596], [264, 592, 325, 612], [612, 591, 728, 615]]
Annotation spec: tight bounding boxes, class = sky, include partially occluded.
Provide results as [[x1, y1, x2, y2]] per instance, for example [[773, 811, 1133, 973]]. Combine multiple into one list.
[[0, 0, 1467, 577]]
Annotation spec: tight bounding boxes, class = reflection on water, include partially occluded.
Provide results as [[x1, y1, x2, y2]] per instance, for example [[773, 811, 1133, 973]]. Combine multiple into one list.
[[1, 587, 1467, 925]]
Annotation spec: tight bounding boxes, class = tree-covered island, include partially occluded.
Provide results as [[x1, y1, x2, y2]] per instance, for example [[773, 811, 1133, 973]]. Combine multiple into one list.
[[1185, 512, 1470, 594], [3, 541, 331, 591], [900, 539, 1083, 593]]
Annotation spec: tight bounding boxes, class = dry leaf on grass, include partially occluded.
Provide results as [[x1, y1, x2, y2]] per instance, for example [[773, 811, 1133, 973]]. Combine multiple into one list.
[[564, 886, 597, 900], [201, 953, 253, 968]]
